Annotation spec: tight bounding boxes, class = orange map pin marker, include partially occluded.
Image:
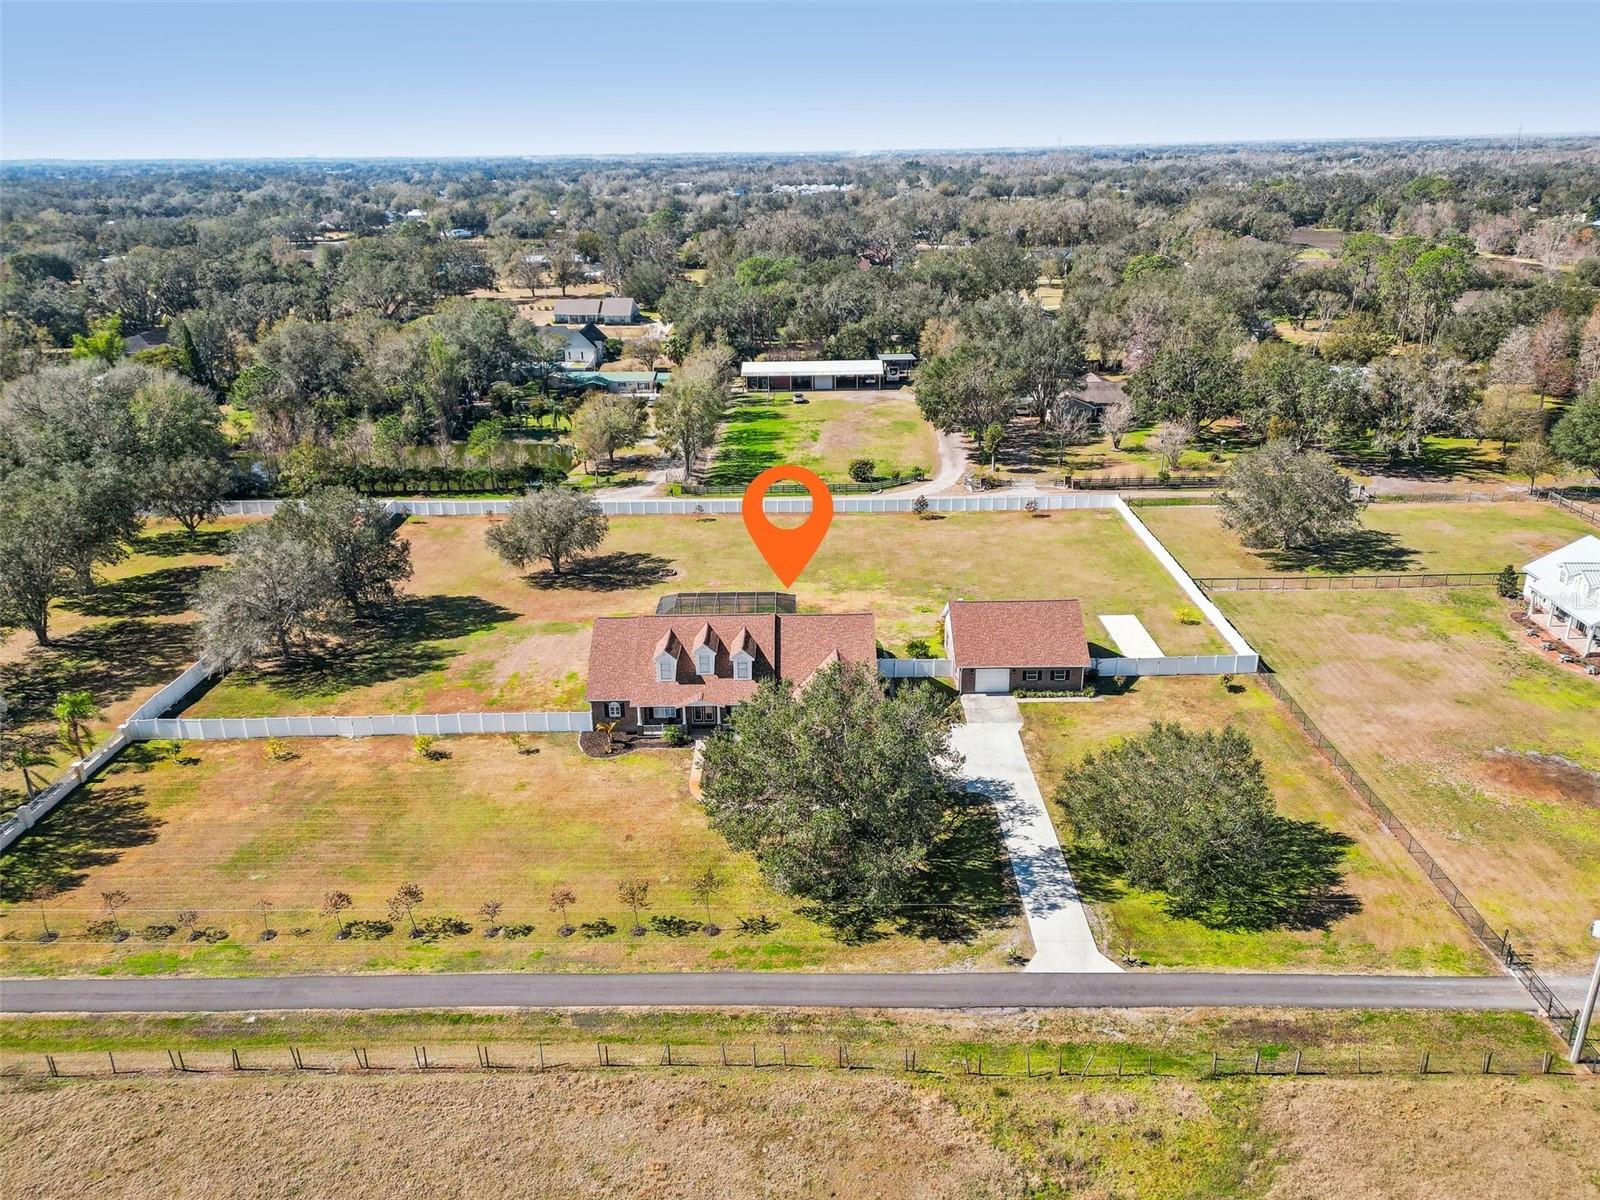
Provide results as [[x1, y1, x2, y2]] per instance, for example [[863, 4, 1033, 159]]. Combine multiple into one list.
[[742, 465, 833, 588]]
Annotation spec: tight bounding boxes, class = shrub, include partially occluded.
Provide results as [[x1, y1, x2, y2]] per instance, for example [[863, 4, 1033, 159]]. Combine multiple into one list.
[[413, 735, 449, 760], [1175, 605, 1203, 626], [1495, 564, 1521, 600], [735, 914, 779, 936], [1024, 497, 1041, 516], [264, 737, 297, 763], [194, 926, 230, 943], [501, 923, 535, 939], [905, 637, 932, 658], [912, 495, 931, 519], [140, 923, 177, 941], [84, 919, 120, 940], [579, 918, 617, 939], [345, 919, 394, 940], [660, 723, 687, 747], [649, 915, 702, 937], [848, 458, 875, 483]]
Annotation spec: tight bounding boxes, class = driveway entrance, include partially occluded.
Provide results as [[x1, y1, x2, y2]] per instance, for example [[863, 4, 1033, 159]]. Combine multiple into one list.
[[952, 695, 1121, 973]]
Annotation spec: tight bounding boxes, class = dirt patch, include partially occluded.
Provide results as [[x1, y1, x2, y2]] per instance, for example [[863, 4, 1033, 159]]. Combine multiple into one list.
[[0, 1070, 1022, 1200], [1481, 749, 1600, 810], [1260, 1076, 1600, 1200]]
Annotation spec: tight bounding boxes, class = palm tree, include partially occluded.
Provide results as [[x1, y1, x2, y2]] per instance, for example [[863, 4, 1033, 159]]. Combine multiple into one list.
[[53, 691, 102, 759], [11, 744, 52, 800]]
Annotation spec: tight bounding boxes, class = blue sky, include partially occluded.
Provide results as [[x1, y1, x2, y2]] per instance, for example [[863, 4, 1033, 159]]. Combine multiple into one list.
[[2, 1, 1595, 160]]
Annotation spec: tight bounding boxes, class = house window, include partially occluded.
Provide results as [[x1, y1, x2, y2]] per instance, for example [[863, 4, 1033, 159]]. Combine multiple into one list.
[[1023, 670, 1042, 682], [606, 702, 622, 719], [656, 658, 673, 682], [696, 649, 715, 674], [1050, 670, 1069, 682], [652, 706, 678, 720], [734, 657, 752, 680]]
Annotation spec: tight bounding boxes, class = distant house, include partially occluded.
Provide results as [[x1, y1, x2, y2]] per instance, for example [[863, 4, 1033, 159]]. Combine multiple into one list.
[[1058, 372, 1127, 426], [555, 369, 671, 396], [941, 599, 1092, 695], [443, 228, 476, 240], [598, 297, 641, 324], [543, 322, 607, 368], [122, 328, 169, 357], [586, 606, 876, 732], [741, 359, 884, 391], [553, 297, 641, 325], [1522, 534, 1600, 657]]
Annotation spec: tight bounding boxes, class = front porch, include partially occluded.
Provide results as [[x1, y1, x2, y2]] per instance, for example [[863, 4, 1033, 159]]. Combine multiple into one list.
[[639, 703, 731, 735], [1525, 590, 1598, 659]]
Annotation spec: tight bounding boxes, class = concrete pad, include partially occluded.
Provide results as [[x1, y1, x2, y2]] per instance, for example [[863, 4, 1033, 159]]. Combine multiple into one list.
[[1099, 613, 1163, 658], [950, 710, 1122, 974]]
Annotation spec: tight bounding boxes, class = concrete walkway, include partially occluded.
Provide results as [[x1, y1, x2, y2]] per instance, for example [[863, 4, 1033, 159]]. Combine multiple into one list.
[[952, 696, 1121, 973]]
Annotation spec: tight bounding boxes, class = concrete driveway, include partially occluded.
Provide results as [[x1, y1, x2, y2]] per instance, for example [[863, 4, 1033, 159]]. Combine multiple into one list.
[[952, 696, 1121, 973]]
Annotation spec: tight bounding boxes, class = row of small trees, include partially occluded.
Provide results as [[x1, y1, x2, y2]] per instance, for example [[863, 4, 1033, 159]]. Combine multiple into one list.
[[21, 873, 740, 944]]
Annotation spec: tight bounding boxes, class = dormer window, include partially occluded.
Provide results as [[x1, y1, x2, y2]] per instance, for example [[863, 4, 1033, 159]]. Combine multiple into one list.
[[695, 648, 715, 675], [733, 652, 753, 681], [655, 652, 675, 682]]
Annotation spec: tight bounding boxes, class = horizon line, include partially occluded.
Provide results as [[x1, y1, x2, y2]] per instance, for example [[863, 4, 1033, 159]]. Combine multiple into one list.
[[5, 131, 1599, 167]]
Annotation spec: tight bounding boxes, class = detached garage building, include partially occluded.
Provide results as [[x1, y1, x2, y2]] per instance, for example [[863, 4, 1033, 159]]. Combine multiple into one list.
[[942, 599, 1092, 694], [740, 359, 886, 391]]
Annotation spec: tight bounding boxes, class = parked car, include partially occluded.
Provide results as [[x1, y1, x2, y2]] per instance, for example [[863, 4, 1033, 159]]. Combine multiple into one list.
[[792, 392, 808, 404]]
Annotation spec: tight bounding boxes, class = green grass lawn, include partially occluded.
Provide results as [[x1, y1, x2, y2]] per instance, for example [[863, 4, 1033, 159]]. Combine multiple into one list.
[[0, 520, 238, 802], [1019, 677, 1481, 974], [183, 510, 1225, 720], [704, 391, 937, 486], [0, 735, 1020, 976], [1215, 587, 1600, 971], [1139, 501, 1596, 578]]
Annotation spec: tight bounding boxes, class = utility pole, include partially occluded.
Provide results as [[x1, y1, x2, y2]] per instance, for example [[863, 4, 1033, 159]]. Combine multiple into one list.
[[1569, 918, 1600, 1065]]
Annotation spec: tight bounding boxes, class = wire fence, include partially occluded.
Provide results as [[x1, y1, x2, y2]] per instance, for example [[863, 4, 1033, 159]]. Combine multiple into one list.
[[1531, 486, 1600, 529], [8, 1040, 1580, 1083], [1257, 670, 1583, 1048], [1196, 571, 1516, 592]]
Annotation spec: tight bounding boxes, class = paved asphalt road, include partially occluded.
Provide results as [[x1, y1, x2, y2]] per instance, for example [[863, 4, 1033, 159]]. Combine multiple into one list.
[[0, 972, 1579, 1015]]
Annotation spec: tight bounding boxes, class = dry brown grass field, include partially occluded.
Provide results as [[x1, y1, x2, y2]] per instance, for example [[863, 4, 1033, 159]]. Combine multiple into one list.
[[1216, 587, 1600, 971], [0, 735, 1021, 976], [1020, 677, 1482, 974], [1139, 500, 1595, 579], [185, 509, 1223, 720], [2, 1002, 1591, 1200]]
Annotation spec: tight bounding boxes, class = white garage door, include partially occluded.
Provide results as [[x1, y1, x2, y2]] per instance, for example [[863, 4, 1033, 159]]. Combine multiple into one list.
[[973, 668, 1011, 694]]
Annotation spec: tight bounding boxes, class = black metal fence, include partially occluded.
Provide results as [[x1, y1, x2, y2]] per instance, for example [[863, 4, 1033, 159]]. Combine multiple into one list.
[[655, 591, 797, 615], [1257, 671, 1583, 1049], [1197, 571, 1516, 592], [1067, 474, 1224, 490]]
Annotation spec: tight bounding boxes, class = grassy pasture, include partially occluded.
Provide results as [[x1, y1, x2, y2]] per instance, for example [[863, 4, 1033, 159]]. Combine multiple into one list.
[[184, 509, 1224, 719], [1020, 677, 1481, 974], [0, 521, 239, 800], [704, 390, 937, 486], [1139, 500, 1596, 579], [1216, 587, 1600, 971], [0, 735, 1020, 975]]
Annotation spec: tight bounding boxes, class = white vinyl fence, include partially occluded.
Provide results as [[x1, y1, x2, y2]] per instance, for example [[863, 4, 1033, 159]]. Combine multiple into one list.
[[218, 492, 1125, 519], [126, 710, 594, 740], [1092, 654, 1260, 677], [0, 659, 219, 853], [876, 658, 954, 678]]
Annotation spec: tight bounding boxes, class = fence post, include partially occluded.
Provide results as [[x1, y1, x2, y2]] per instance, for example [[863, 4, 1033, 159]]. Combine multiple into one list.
[[1482, 1052, 1493, 1075], [231, 1048, 241, 1071], [1419, 1050, 1430, 1075], [45, 1054, 58, 1078]]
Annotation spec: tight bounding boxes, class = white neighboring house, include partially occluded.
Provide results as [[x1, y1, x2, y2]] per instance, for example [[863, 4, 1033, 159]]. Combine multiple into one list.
[[1521, 534, 1600, 657], [543, 322, 608, 368]]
